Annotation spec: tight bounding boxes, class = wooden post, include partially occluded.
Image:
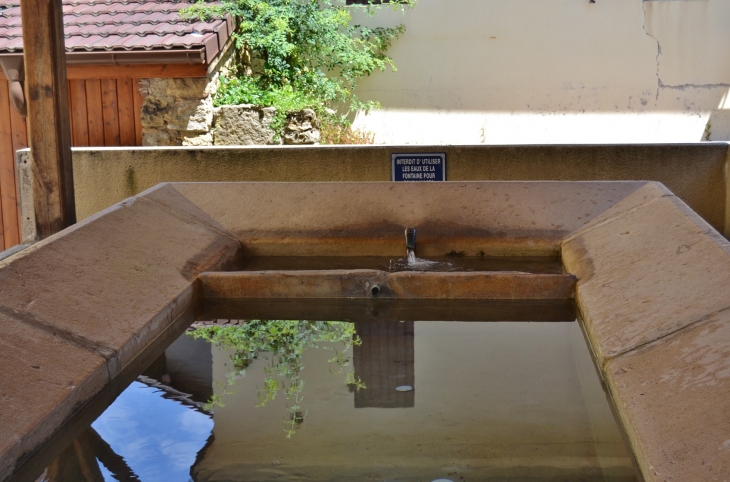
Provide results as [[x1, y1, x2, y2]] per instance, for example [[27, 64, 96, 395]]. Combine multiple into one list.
[[20, 0, 76, 238]]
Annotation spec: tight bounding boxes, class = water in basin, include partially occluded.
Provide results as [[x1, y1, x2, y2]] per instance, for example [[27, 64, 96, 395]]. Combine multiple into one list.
[[233, 255, 564, 274], [30, 302, 638, 482]]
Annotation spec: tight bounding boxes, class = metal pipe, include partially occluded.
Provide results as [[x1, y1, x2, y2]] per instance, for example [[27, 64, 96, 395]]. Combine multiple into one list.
[[405, 227, 417, 251]]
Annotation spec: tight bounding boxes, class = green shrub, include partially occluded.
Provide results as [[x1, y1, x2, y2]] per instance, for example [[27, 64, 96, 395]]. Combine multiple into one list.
[[182, 0, 416, 141]]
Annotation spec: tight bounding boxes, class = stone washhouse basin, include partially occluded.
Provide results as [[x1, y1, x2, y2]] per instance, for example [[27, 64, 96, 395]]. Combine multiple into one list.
[[1, 181, 729, 481]]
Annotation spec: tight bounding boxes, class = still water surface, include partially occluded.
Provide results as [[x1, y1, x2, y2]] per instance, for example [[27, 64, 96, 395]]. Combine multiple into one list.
[[36, 315, 638, 482]]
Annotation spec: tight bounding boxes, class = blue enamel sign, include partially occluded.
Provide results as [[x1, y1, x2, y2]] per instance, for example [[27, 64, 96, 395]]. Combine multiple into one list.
[[391, 153, 447, 182]]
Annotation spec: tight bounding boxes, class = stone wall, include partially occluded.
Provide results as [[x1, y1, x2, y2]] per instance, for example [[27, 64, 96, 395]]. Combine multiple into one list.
[[139, 76, 321, 147], [139, 76, 218, 147], [16, 144, 730, 241], [213, 106, 320, 145]]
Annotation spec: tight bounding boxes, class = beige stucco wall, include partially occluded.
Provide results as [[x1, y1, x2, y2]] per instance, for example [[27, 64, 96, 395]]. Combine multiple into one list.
[[349, 0, 730, 144], [15, 143, 730, 242]]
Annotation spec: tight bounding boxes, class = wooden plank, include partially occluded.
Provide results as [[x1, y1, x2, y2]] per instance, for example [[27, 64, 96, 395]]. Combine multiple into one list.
[[0, 79, 10, 250], [0, 63, 208, 81], [133, 79, 143, 146], [67, 83, 74, 142], [69, 80, 89, 146], [101, 79, 120, 146], [1, 77, 24, 249], [117, 78, 136, 146], [20, 0, 76, 238], [8, 96, 28, 245], [66, 63, 208, 80], [9, 99, 28, 152], [85, 80, 105, 146]]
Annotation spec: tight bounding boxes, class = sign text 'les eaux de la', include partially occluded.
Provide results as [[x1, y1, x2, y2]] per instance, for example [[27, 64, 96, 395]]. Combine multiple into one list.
[[391, 153, 446, 182]]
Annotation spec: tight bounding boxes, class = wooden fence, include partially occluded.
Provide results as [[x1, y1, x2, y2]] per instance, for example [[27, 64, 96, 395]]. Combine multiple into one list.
[[0, 77, 143, 250]]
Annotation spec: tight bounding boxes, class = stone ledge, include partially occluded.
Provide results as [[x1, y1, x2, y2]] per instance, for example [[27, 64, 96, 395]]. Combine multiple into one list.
[[3, 180, 730, 482], [0, 185, 240, 482], [199, 270, 576, 300], [172, 181, 649, 256], [563, 193, 730, 365], [605, 308, 730, 481], [0, 312, 108, 481]]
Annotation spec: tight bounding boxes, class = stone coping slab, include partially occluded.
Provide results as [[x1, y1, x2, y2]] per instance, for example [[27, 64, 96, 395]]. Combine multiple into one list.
[[0, 180, 729, 482], [201, 299, 577, 324], [199, 270, 576, 300], [0, 191, 240, 481], [170, 181, 649, 256]]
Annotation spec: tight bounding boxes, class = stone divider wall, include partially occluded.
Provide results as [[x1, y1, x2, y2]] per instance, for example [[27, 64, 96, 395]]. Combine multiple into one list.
[[13, 143, 730, 244]]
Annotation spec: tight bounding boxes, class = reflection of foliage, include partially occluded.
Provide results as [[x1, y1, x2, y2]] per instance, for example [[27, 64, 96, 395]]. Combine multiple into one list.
[[188, 320, 364, 437]]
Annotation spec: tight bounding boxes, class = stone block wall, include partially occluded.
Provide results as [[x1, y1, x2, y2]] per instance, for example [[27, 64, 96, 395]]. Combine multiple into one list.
[[139, 76, 218, 147], [213, 106, 320, 145], [139, 75, 321, 147]]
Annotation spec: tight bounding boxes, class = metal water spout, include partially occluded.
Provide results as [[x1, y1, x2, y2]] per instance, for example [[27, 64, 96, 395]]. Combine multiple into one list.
[[405, 228, 417, 256]]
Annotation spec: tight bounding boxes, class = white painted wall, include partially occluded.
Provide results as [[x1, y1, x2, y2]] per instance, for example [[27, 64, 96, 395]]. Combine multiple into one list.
[[350, 0, 730, 144]]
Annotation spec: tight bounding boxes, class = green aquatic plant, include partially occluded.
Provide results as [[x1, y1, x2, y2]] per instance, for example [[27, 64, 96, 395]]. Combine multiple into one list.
[[188, 320, 364, 437]]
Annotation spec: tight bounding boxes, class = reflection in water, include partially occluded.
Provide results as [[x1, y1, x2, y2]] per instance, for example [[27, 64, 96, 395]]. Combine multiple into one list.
[[353, 321, 415, 408], [36, 317, 639, 482], [39, 380, 213, 482], [188, 320, 364, 437], [41, 428, 136, 482]]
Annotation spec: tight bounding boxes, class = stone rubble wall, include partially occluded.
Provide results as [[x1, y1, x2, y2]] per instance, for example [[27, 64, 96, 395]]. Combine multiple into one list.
[[139, 76, 320, 147], [212, 105, 320, 146], [139, 76, 218, 147]]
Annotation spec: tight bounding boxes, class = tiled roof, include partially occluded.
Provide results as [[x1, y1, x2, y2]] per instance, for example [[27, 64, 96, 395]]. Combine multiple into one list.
[[0, 0, 232, 61]]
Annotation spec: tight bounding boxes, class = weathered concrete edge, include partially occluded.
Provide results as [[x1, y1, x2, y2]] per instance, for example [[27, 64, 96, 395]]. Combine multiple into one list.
[[199, 270, 576, 300], [0, 185, 242, 482], [563, 186, 730, 369], [562, 185, 730, 482], [5, 284, 200, 481], [0, 243, 30, 262]]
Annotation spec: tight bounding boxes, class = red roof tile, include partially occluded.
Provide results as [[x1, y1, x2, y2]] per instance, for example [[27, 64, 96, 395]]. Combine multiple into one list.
[[0, 0, 231, 62]]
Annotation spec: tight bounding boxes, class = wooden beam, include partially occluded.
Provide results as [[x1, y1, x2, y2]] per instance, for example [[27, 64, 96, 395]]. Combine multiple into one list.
[[21, 0, 76, 237], [0, 63, 208, 81], [7, 89, 28, 246], [66, 64, 208, 80]]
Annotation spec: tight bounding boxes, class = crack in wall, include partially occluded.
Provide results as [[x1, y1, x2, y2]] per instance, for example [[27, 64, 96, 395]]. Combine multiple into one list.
[[642, 0, 662, 101], [659, 81, 730, 91], [642, 2, 729, 97]]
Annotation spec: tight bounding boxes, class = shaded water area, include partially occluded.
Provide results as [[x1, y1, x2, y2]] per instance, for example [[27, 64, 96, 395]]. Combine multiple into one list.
[[232, 256, 565, 274], [27, 300, 638, 482]]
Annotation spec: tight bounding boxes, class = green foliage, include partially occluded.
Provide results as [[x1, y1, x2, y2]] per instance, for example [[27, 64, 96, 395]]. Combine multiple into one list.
[[213, 76, 323, 136], [188, 320, 364, 438], [181, 0, 416, 139]]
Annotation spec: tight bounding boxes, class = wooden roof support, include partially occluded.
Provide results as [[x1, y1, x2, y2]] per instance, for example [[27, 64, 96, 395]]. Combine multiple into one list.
[[20, 0, 76, 238]]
